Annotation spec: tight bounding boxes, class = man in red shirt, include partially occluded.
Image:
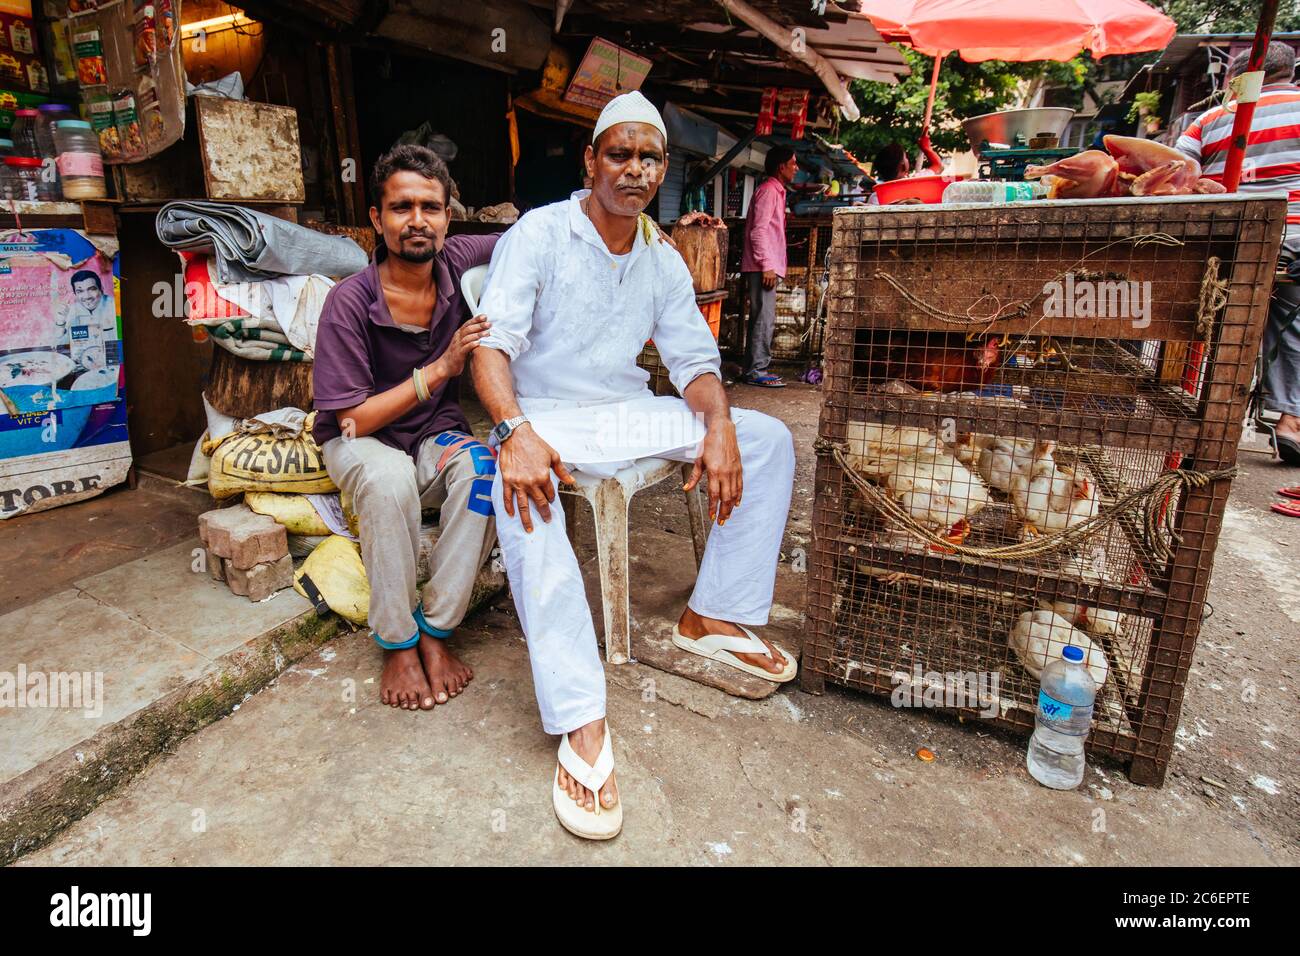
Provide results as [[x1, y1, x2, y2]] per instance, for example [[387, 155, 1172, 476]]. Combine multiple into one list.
[[1178, 42, 1300, 468], [739, 145, 798, 387]]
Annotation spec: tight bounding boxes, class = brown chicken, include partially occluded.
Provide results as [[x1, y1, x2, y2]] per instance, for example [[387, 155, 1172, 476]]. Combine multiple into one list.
[[857, 332, 1001, 392]]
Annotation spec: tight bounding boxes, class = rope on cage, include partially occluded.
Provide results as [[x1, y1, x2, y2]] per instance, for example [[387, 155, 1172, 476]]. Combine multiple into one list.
[[872, 232, 1186, 333], [813, 437, 1236, 565], [1197, 255, 1229, 342]]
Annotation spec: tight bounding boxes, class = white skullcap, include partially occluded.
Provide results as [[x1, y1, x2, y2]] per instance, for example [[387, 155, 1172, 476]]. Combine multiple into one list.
[[591, 90, 667, 145]]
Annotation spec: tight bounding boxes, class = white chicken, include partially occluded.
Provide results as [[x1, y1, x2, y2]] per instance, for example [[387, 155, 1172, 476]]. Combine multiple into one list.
[[878, 450, 992, 546], [1009, 609, 1110, 688], [844, 422, 991, 546], [843, 422, 942, 477], [1009, 441, 1101, 537], [949, 432, 991, 468], [979, 436, 1041, 493], [1042, 552, 1124, 637]]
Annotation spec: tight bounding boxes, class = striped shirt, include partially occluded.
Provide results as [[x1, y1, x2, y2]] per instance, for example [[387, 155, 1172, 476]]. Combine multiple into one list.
[[1176, 83, 1300, 236]]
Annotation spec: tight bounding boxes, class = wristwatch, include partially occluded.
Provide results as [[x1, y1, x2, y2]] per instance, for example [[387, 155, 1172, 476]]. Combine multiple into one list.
[[492, 415, 529, 445]]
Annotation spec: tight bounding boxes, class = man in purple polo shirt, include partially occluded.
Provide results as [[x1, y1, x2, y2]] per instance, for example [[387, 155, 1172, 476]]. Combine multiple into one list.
[[311, 144, 498, 712]]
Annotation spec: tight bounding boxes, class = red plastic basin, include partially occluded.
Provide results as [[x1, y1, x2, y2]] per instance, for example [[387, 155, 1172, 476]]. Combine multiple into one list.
[[872, 174, 963, 205]]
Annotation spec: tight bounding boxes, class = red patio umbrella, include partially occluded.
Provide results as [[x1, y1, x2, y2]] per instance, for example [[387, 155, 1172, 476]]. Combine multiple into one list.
[[854, 0, 1176, 167]]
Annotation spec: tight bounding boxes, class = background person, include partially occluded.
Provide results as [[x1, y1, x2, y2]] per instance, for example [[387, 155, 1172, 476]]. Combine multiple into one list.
[[740, 144, 797, 387], [1177, 42, 1300, 469]]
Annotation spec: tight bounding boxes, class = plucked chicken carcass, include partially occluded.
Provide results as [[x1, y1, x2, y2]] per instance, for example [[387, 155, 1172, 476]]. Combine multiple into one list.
[[1043, 552, 1124, 637], [1009, 441, 1100, 537], [857, 331, 1001, 393], [1025, 136, 1227, 198], [1024, 150, 1118, 199], [1103, 135, 1206, 196], [1010, 609, 1110, 688], [845, 422, 991, 546]]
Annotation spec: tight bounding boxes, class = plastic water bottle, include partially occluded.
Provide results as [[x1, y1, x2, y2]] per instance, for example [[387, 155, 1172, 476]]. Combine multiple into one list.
[[942, 180, 1047, 204], [1026, 645, 1097, 789]]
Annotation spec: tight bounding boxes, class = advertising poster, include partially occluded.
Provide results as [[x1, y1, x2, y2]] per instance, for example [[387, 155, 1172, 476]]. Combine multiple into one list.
[[0, 227, 130, 518]]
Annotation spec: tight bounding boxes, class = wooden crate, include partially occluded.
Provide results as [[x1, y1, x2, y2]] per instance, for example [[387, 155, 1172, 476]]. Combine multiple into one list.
[[804, 195, 1285, 786]]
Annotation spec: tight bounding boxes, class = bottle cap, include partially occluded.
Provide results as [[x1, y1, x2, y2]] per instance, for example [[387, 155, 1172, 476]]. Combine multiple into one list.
[[58, 120, 92, 130], [1062, 645, 1084, 662], [5, 157, 43, 167], [38, 104, 73, 113], [14, 109, 38, 117]]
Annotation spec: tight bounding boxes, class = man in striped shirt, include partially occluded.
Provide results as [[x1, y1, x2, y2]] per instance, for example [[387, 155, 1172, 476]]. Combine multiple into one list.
[[1178, 42, 1300, 465]]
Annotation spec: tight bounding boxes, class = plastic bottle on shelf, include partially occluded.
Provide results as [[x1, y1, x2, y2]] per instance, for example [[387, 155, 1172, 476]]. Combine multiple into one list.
[[10, 109, 41, 158], [942, 180, 1048, 204], [2, 157, 44, 202], [1026, 645, 1097, 790], [53, 120, 107, 201], [36, 104, 74, 200]]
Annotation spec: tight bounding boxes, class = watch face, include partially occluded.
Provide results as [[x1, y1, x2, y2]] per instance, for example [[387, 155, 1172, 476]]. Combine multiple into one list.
[[493, 421, 510, 442]]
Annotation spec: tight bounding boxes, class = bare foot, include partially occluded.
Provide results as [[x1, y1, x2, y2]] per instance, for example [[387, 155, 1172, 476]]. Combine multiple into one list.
[[1278, 413, 1300, 442], [416, 634, 473, 705], [380, 645, 434, 710], [557, 718, 618, 813], [675, 606, 786, 675]]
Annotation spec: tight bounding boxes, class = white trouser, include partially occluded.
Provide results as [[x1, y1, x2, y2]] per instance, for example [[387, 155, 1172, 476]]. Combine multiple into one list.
[[491, 403, 795, 735]]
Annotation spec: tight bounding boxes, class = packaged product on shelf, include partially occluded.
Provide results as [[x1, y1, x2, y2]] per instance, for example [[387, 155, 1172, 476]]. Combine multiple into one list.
[[112, 89, 143, 158], [73, 25, 106, 87], [23, 53, 44, 92], [44, 18, 77, 85], [2, 14, 35, 55], [67, 1, 101, 12], [157, 0, 175, 48], [132, 2, 157, 70], [87, 92, 120, 159], [0, 51, 19, 86], [136, 73, 163, 146]]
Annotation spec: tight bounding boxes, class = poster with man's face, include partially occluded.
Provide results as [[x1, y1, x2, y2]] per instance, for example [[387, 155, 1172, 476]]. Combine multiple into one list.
[[0, 229, 120, 412]]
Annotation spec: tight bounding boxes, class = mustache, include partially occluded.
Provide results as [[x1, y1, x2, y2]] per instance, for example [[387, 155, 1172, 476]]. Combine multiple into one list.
[[400, 229, 435, 240]]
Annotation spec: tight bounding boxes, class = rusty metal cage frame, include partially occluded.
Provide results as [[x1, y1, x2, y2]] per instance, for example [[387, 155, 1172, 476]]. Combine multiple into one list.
[[803, 195, 1285, 787]]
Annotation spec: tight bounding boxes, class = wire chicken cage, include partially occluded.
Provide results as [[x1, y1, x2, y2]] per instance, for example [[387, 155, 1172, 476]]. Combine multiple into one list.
[[804, 196, 1285, 786]]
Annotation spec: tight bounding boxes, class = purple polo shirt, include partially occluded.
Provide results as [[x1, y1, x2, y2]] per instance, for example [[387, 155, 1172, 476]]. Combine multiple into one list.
[[311, 233, 499, 456]]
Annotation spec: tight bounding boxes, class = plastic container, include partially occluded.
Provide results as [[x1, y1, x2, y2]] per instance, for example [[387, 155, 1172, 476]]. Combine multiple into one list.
[[872, 174, 964, 205], [35, 104, 74, 156], [1027, 645, 1097, 790], [942, 180, 1048, 204], [53, 120, 107, 200], [10, 108, 40, 158], [2, 157, 43, 202]]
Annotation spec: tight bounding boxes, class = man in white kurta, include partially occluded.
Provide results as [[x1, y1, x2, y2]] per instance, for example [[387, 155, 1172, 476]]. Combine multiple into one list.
[[471, 91, 796, 839]]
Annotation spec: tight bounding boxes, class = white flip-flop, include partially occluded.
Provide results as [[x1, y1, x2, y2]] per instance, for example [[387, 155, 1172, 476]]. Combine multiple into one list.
[[671, 624, 798, 683], [553, 727, 622, 841]]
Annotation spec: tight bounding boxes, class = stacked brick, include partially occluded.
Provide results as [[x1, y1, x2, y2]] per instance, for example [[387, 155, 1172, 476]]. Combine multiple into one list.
[[199, 504, 293, 602]]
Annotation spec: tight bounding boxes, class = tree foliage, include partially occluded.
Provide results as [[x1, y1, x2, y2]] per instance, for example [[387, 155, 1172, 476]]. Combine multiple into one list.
[[839, 0, 1300, 165]]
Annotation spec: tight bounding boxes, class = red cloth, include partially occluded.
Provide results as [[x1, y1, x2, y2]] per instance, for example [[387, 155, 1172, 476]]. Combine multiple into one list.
[[181, 254, 248, 321]]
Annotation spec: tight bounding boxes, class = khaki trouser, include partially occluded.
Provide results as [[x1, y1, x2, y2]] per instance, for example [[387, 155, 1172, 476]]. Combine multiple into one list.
[[322, 431, 497, 646]]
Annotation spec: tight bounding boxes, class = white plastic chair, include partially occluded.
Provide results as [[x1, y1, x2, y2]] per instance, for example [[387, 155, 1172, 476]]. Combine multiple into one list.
[[461, 264, 709, 664]]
